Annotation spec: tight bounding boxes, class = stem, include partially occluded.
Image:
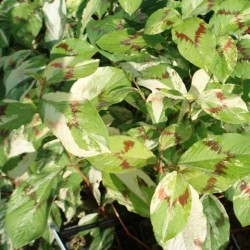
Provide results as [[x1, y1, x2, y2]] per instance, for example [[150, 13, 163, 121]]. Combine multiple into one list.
[[67, 164, 93, 192], [111, 203, 150, 250]]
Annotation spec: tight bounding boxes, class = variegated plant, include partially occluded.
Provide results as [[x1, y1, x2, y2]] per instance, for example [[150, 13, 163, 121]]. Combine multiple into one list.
[[1, 0, 250, 249]]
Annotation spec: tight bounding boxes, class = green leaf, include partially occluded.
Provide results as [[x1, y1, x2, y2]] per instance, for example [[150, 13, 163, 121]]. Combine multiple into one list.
[[96, 29, 146, 54], [211, 36, 238, 83], [145, 7, 181, 34], [179, 133, 250, 180], [233, 175, 250, 226], [163, 187, 207, 249], [89, 227, 114, 250], [209, 0, 250, 35], [70, 66, 132, 109], [42, 0, 66, 44], [202, 195, 230, 250], [50, 38, 98, 60], [197, 89, 250, 124], [118, 0, 142, 15], [78, 0, 101, 35], [41, 92, 110, 157], [181, 0, 217, 19], [181, 168, 235, 194], [172, 18, 216, 70], [5, 167, 62, 248], [10, 2, 43, 46], [43, 56, 99, 84], [103, 169, 155, 217], [233, 38, 250, 79], [0, 102, 36, 131], [150, 171, 191, 245], [86, 16, 127, 44], [88, 135, 156, 173], [159, 123, 192, 151]]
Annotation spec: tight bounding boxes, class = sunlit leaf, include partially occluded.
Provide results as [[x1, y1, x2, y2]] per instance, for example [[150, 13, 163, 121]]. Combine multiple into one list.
[[164, 187, 207, 250], [41, 92, 110, 157], [150, 171, 191, 245], [88, 135, 156, 173], [118, 0, 142, 15], [197, 89, 250, 124]]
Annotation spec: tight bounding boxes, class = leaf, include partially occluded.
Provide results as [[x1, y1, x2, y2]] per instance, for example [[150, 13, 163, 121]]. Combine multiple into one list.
[[50, 38, 98, 60], [181, 168, 235, 194], [10, 2, 43, 46], [5, 167, 62, 248], [188, 69, 210, 98], [4, 56, 47, 97], [89, 227, 114, 250], [150, 171, 191, 245], [88, 135, 156, 173], [172, 18, 216, 71], [0, 102, 36, 131], [145, 7, 181, 34], [159, 123, 192, 151], [43, 56, 99, 84], [209, 0, 250, 35], [118, 0, 142, 16], [179, 133, 250, 180], [211, 36, 238, 83], [103, 169, 155, 217], [86, 16, 126, 44], [233, 175, 250, 226], [41, 92, 110, 157], [138, 66, 187, 99], [78, 0, 101, 35], [164, 187, 207, 250], [197, 89, 250, 124], [181, 0, 217, 19], [70, 66, 132, 109], [42, 0, 66, 44], [233, 38, 250, 79], [202, 195, 230, 250], [96, 29, 146, 54]]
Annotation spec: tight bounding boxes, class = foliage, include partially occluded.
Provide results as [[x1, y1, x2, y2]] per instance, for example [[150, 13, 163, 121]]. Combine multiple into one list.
[[1, 0, 250, 249]]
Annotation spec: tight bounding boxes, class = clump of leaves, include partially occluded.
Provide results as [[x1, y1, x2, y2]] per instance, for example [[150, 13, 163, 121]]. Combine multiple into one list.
[[1, 0, 250, 249]]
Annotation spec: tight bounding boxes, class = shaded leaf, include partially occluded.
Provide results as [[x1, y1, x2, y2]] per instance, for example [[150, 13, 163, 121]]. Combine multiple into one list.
[[150, 171, 191, 244], [88, 135, 156, 173], [197, 89, 250, 124], [5, 167, 62, 248], [103, 169, 155, 217], [0, 102, 36, 131], [159, 123, 192, 151], [202, 195, 230, 250], [233, 175, 250, 226]]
